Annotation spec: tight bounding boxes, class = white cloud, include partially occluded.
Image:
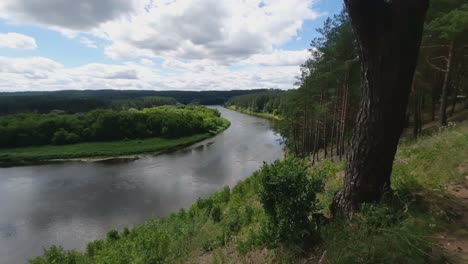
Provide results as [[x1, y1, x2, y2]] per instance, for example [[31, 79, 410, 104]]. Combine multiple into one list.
[[139, 58, 154, 67], [0, 56, 301, 91], [0, 32, 37, 49], [239, 49, 310, 66], [0, 1, 320, 91], [0, 0, 139, 30], [96, 0, 319, 62], [0, 0, 319, 63], [0, 56, 60, 79], [79, 37, 98, 49]]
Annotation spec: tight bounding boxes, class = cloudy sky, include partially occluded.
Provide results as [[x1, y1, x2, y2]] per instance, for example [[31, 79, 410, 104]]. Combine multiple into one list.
[[0, 0, 342, 92]]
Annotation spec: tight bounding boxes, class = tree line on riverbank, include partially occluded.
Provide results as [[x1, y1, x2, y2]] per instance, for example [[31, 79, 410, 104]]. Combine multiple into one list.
[[0, 89, 268, 115], [226, 0, 468, 162], [0, 106, 225, 148]]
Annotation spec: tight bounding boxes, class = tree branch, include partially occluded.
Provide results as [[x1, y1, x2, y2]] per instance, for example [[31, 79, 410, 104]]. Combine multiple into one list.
[[421, 45, 449, 49], [429, 56, 448, 62], [425, 57, 447, 72]]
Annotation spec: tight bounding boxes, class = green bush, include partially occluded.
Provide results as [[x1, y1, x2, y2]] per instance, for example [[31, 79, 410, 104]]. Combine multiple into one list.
[[258, 158, 325, 242], [51, 129, 80, 145], [106, 230, 120, 241], [86, 240, 104, 257], [211, 205, 222, 222], [29, 246, 82, 264]]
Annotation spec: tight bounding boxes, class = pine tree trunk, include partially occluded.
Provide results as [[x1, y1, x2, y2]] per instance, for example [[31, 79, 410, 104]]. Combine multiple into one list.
[[323, 94, 328, 158], [330, 92, 338, 160], [412, 76, 422, 139], [332, 0, 429, 216], [450, 55, 463, 116], [336, 89, 341, 157], [450, 91, 457, 117], [340, 78, 349, 158], [338, 72, 349, 160], [439, 41, 454, 127]]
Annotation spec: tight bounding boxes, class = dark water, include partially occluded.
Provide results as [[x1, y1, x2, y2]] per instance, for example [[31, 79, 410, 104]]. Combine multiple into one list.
[[0, 107, 283, 264]]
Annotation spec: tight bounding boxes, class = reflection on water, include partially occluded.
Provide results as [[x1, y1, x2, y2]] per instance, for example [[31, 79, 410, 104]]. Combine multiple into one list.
[[0, 106, 283, 263]]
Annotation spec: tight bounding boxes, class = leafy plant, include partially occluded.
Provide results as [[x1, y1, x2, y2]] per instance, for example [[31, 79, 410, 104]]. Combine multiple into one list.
[[258, 158, 326, 243]]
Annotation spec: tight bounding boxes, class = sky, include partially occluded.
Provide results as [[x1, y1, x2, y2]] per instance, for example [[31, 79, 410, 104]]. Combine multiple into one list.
[[0, 0, 343, 92]]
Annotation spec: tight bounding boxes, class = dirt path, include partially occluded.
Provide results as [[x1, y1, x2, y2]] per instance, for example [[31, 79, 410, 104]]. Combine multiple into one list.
[[439, 163, 468, 263]]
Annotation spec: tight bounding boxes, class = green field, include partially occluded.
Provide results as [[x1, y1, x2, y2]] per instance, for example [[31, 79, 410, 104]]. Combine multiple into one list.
[[0, 118, 230, 166]]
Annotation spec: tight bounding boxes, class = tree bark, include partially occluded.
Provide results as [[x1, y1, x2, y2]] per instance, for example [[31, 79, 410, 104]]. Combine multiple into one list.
[[412, 77, 421, 139], [332, 0, 429, 216], [439, 41, 454, 127], [330, 92, 338, 160], [338, 71, 349, 160]]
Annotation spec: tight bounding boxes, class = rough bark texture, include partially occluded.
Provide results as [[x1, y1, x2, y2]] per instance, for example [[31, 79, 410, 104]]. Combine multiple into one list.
[[332, 0, 429, 216]]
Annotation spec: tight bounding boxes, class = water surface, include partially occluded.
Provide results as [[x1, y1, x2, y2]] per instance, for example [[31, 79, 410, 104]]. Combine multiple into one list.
[[0, 107, 283, 263]]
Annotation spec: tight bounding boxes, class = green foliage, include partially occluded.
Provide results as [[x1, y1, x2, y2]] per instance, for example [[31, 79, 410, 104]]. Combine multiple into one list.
[[106, 230, 120, 241], [86, 240, 104, 257], [258, 158, 326, 242], [426, 3, 468, 39], [0, 89, 269, 115], [211, 206, 222, 223], [122, 227, 130, 237], [52, 129, 80, 145], [0, 105, 225, 148], [111, 96, 178, 110], [225, 90, 286, 117], [29, 246, 83, 264]]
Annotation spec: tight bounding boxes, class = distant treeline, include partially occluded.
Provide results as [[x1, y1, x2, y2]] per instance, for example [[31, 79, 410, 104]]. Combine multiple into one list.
[[0, 89, 268, 115], [110, 97, 178, 111], [0, 106, 225, 148], [224, 90, 286, 116]]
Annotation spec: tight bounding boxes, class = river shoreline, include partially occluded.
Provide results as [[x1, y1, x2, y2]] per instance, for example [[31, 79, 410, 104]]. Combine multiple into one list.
[[225, 105, 281, 121], [0, 107, 283, 264], [0, 118, 230, 167]]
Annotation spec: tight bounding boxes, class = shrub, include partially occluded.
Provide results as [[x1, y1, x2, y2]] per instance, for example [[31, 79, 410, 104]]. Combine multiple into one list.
[[122, 227, 131, 237], [52, 129, 80, 145], [258, 158, 325, 242], [220, 186, 231, 203], [106, 229, 120, 241], [223, 208, 242, 233], [29, 246, 81, 264], [211, 205, 222, 222], [86, 240, 104, 257]]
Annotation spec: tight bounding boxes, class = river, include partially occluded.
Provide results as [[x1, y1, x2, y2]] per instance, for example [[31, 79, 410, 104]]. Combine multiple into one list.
[[0, 107, 284, 263]]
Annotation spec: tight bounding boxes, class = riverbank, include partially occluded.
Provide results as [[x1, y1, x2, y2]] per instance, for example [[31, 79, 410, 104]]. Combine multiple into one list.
[[0, 118, 230, 167], [225, 105, 281, 120], [30, 121, 468, 263]]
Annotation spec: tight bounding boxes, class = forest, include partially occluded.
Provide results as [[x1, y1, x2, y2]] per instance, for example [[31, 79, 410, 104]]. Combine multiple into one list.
[[224, 90, 286, 117], [227, 0, 468, 161], [0, 106, 225, 148], [0, 89, 267, 114]]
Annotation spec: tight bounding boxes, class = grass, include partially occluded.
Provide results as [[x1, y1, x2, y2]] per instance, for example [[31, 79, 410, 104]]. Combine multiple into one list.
[[226, 105, 281, 121], [30, 122, 468, 264], [0, 118, 230, 166]]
